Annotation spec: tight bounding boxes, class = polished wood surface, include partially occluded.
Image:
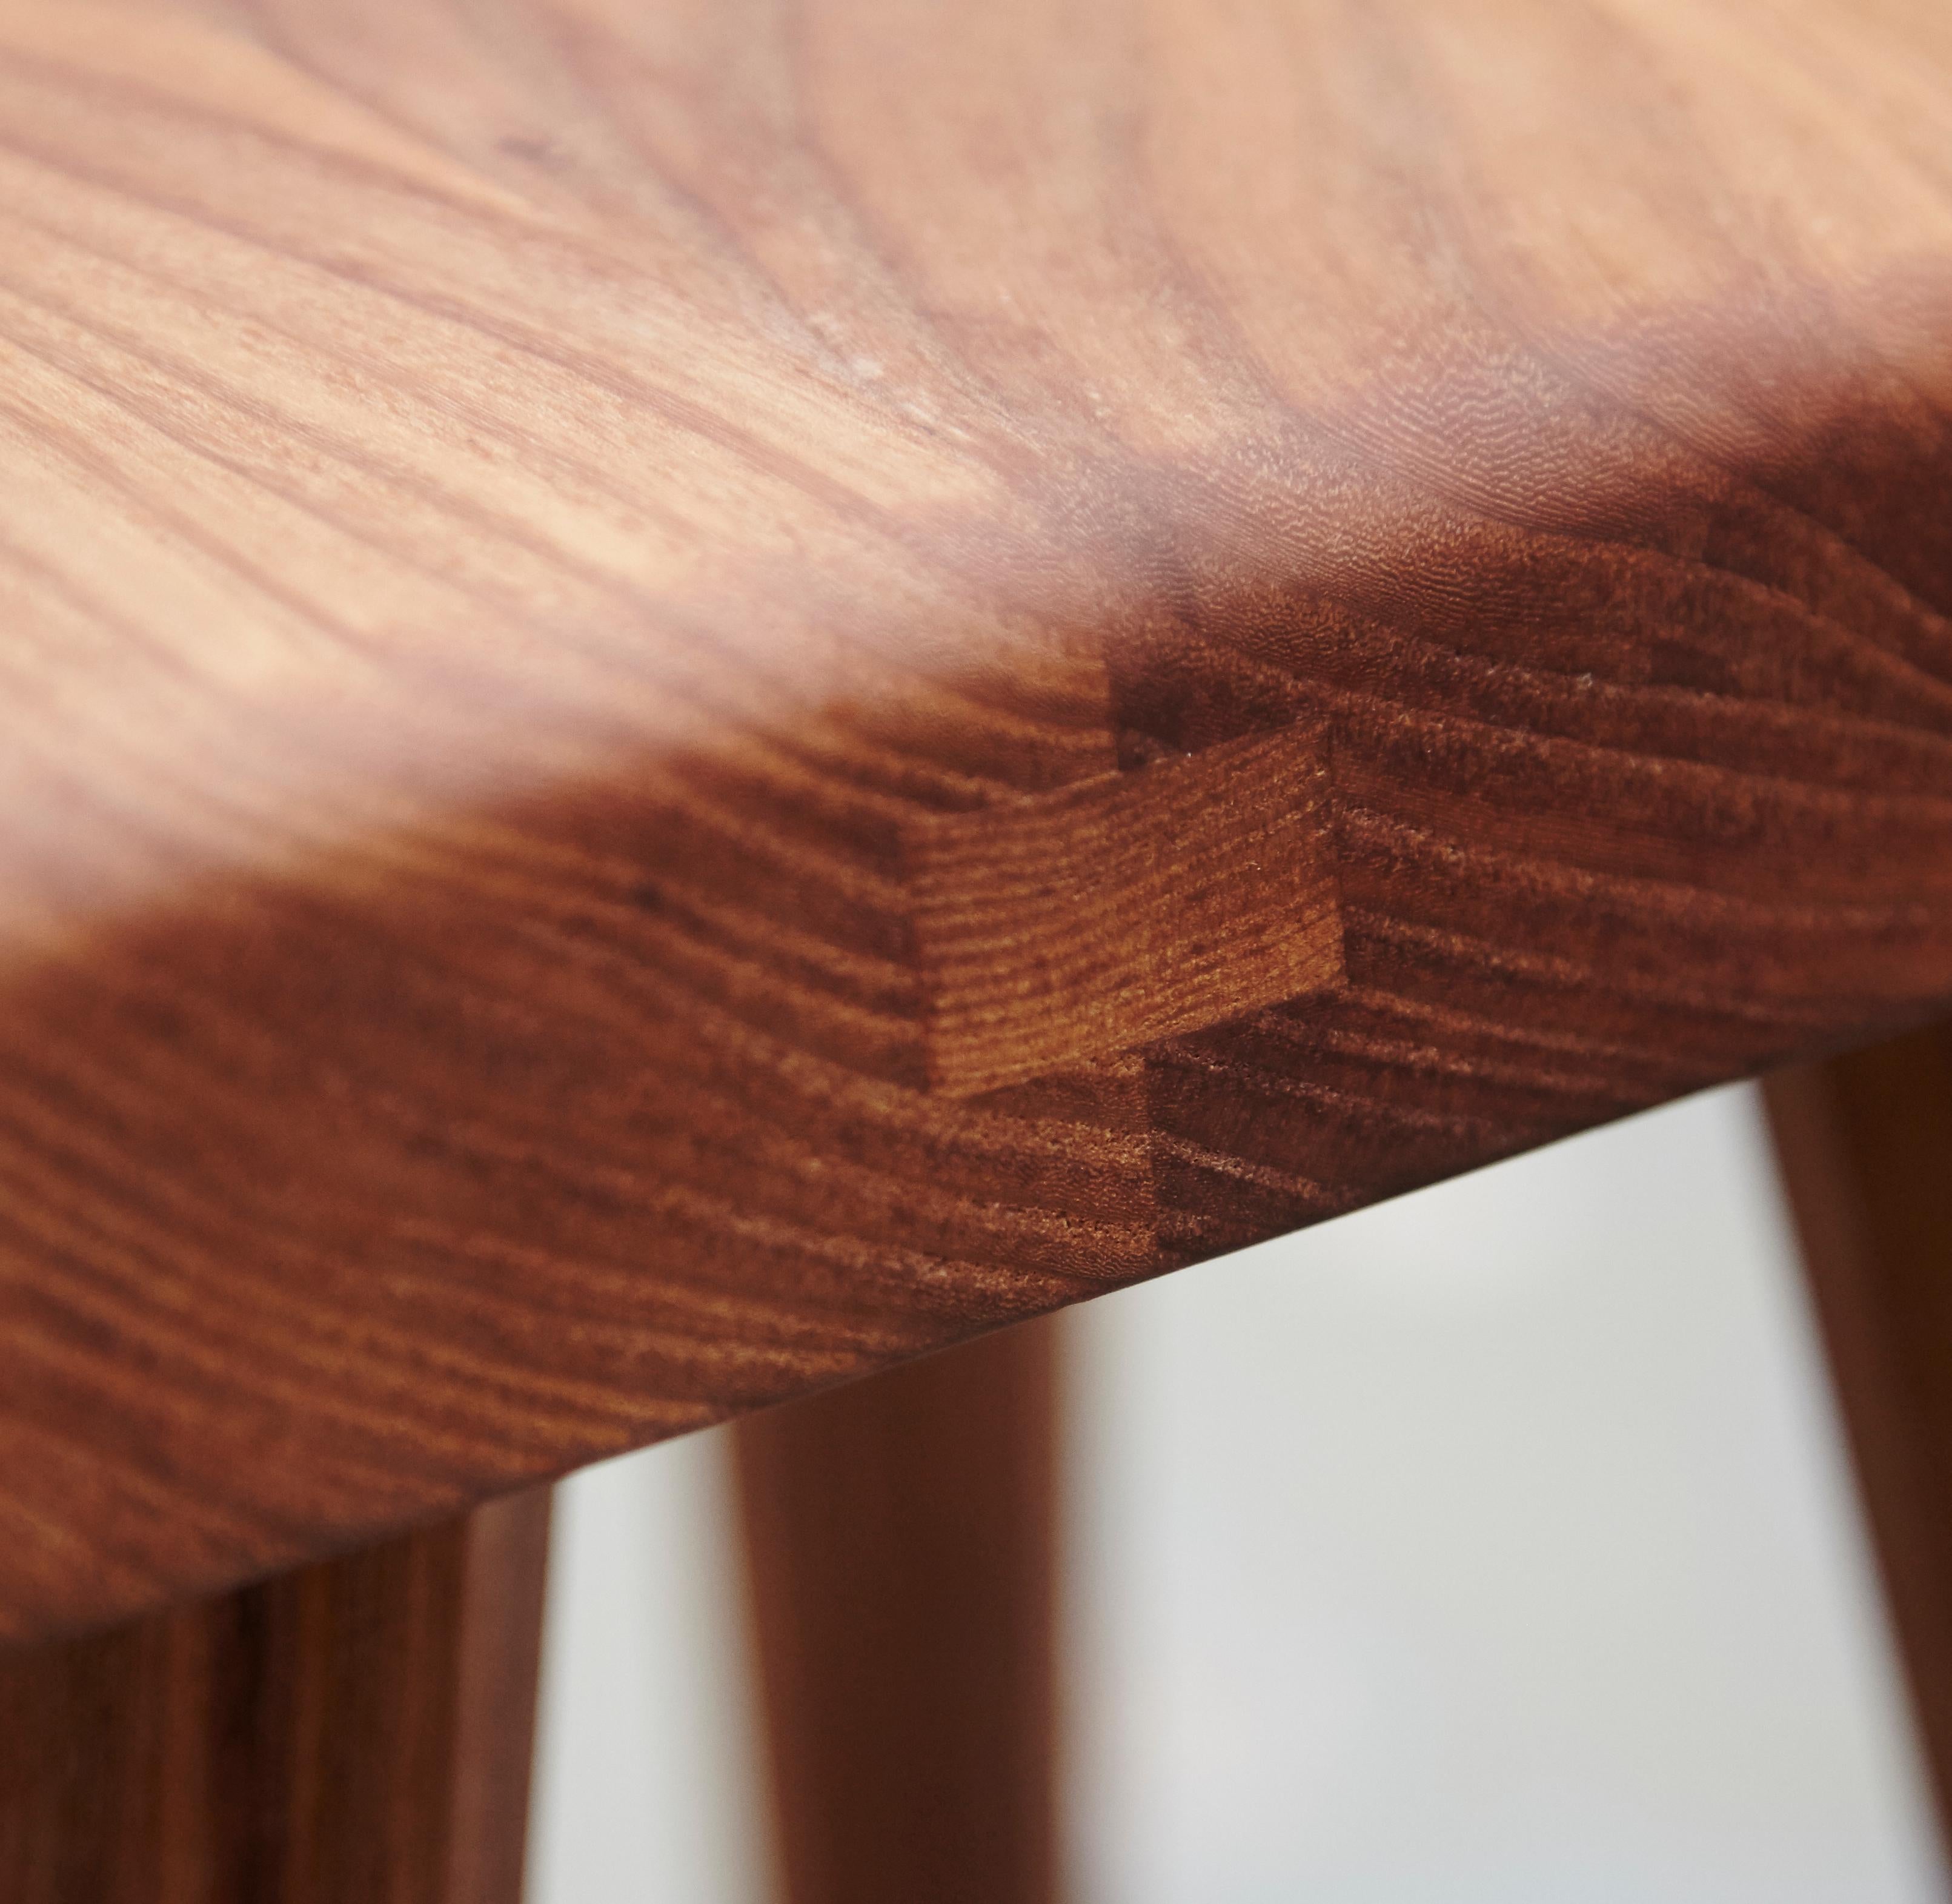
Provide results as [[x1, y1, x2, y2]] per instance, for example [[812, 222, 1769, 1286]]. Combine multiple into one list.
[[6, 0, 1952, 1638], [0, 1490, 550, 1903], [1765, 1033, 1952, 1855], [735, 1322, 1057, 1904]]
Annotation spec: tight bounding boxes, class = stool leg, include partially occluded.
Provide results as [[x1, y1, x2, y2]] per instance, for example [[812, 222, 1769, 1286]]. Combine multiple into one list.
[[1765, 1027, 1952, 1849], [0, 1488, 551, 1904], [734, 1319, 1058, 1904]]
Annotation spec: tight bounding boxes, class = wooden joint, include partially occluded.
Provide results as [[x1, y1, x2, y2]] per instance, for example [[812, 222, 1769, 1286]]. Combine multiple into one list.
[[905, 723, 1344, 1096]]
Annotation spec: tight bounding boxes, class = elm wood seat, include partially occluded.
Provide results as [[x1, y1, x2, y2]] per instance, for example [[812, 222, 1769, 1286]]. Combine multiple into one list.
[[4, 0, 1952, 1897]]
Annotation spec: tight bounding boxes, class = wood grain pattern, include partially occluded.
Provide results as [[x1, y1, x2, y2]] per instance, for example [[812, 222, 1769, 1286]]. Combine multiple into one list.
[[0, 1489, 551, 1903], [5, 0, 1952, 1637], [910, 726, 1343, 1095], [1765, 1033, 1952, 1856], [735, 1321, 1057, 1904]]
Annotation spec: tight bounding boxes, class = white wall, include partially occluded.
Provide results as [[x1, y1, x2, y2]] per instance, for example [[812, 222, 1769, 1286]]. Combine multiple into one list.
[[528, 1083, 1946, 1904], [525, 1427, 774, 1904]]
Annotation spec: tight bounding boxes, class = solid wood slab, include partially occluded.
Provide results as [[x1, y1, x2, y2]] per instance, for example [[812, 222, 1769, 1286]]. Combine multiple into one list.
[[5, 0, 1952, 1639]]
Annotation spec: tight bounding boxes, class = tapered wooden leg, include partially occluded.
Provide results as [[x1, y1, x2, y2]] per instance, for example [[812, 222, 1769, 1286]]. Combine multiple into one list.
[[734, 1318, 1058, 1904], [0, 1488, 551, 1904], [1765, 1027, 1952, 1846]]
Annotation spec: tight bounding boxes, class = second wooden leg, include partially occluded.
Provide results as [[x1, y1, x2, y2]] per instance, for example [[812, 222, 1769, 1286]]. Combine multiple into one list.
[[734, 1318, 1058, 1904], [1765, 1026, 1952, 1856]]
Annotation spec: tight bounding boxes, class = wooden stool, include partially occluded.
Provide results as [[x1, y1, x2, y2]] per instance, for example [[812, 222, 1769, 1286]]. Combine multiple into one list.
[[4, 0, 1952, 1895]]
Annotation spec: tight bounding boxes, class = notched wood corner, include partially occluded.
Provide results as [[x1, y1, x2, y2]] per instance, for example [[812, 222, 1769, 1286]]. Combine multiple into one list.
[[904, 722, 1344, 1097]]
